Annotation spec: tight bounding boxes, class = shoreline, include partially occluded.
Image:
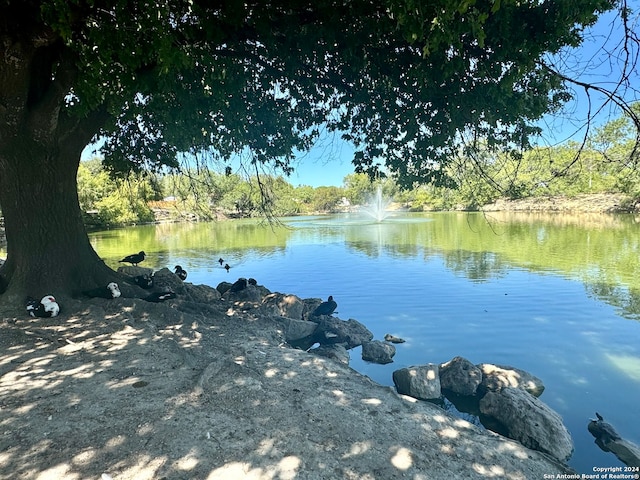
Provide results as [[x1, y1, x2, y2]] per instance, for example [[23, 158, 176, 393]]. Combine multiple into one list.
[[0, 282, 578, 479], [480, 193, 637, 213], [2, 193, 636, 246]]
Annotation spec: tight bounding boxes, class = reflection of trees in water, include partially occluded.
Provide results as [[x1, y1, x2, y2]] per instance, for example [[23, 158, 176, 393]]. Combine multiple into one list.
[[346, 240, 425, 258], [442, 250, 507, 282], [343, 221, 433, 258], [91, 221, 291, 268], [92, 214, 640, 320], [483, 210, 634, 230], [345, 242, 509, 283], [344, 213, 640, 318], [585, 282, 640, 321]]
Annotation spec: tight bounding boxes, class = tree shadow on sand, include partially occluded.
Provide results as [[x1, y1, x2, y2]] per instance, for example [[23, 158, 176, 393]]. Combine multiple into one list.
[[1, 291, 574, 479]]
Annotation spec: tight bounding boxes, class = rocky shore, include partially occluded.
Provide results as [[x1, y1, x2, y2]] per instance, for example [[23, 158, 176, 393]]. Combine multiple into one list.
[[0, 268, 579, 480]]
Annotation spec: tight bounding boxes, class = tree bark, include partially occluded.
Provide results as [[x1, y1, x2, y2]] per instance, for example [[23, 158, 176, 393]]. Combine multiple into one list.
[[0, 32, 117, 304], [0, 134, 118, 302]]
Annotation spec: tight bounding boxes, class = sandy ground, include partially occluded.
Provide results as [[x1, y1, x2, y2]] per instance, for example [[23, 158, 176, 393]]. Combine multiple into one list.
[[0, 288, 576, 480]]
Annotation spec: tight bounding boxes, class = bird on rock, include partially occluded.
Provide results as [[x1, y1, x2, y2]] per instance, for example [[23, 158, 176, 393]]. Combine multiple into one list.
[[83, 282, 121, 299], [133, 274, 154, 289], [588, 412, 621, 446], [26, 295, 60, 318], [312, 295, 338, 317], [174, 265, 188, 281], [145, 290, 177, 303], [119, 251, 146, 266]]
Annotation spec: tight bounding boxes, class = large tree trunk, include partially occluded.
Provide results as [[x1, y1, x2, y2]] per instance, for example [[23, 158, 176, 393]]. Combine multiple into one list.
[[0, 141, 117, 302], [0, 31, 117, 305]]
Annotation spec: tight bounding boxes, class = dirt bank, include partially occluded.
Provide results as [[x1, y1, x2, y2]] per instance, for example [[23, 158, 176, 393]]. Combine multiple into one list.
[[482, 193, 637, 213], [0, 288, 575, 480]]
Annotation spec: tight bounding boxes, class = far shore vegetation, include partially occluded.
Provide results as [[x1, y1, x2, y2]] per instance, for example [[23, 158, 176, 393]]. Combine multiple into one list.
[[67, 108, 640, 229]]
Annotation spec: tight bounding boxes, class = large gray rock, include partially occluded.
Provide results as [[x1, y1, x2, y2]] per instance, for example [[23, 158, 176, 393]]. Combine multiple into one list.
[[393, 364, 441, 400], [152, 267, 186, 294], [224, 278, 262, 304], [183, 283, 221, 303], [439, 356, 483, 396], [313, 317, 373, 348], [479, 363, 545, 397], [479, 387, 574, 461], [216, 281, 233, 294], [275, 316, 318, 343], [117, 265, 154, 278], [588, 413, 640, 468], [362, 340, 396, 364], [262, 293, 304, 319]]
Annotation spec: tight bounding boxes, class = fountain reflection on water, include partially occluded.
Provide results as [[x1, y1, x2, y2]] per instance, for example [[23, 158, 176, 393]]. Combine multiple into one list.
[[361, 186, 392, 222]]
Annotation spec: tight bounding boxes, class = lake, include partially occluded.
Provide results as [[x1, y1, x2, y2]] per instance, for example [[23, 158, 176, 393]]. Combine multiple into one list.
[[87, 211, 640, 473]]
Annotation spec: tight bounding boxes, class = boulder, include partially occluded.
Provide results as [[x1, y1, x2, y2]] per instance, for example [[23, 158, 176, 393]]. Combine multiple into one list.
[[362, 340, 396, 364], [224, 278, 262, 308], [275, 317, 318, 343], [152, 267, 186, 294], [392, 364, 441, 401], [262, 293, 304, 319], [479, 387, 573, 461], [217, 279, 272, 297], [183, 283, 221, 303], [600, 439, 640, 468], [117, 265, 154, 278], [309, 344, 350, 365], [253, 284, 272, 298], [439, 356, 483, 396], [313, 317, 373, 349], [216, 281, 233, 294], [479, 363, 545, 397], [225, 285, 263, 306]]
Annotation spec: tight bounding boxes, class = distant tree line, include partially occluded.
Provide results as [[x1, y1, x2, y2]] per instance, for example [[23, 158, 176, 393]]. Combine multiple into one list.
[[77, 158, 351, 227], [75, 109, 639, 228]]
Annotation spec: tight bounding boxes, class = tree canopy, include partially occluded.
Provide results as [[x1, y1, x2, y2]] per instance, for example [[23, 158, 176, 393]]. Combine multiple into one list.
[[71, 106, 640, 226], [0, 0, 638, 301], [5, 0, 628, 182]]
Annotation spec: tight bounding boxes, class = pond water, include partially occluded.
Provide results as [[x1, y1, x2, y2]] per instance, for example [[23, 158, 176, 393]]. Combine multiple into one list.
[[88, 211, 640, 473]]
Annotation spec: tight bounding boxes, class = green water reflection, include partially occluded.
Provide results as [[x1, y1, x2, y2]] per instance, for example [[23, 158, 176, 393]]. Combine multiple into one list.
[[89, 218, 291, 268], [81, 211, 640, 320], [347, 211, 640, 322], [2, 212, 635, 317]]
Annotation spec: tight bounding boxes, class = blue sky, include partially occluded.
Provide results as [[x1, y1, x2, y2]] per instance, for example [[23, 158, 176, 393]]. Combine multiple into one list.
[[285, 133, 356, 188]]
